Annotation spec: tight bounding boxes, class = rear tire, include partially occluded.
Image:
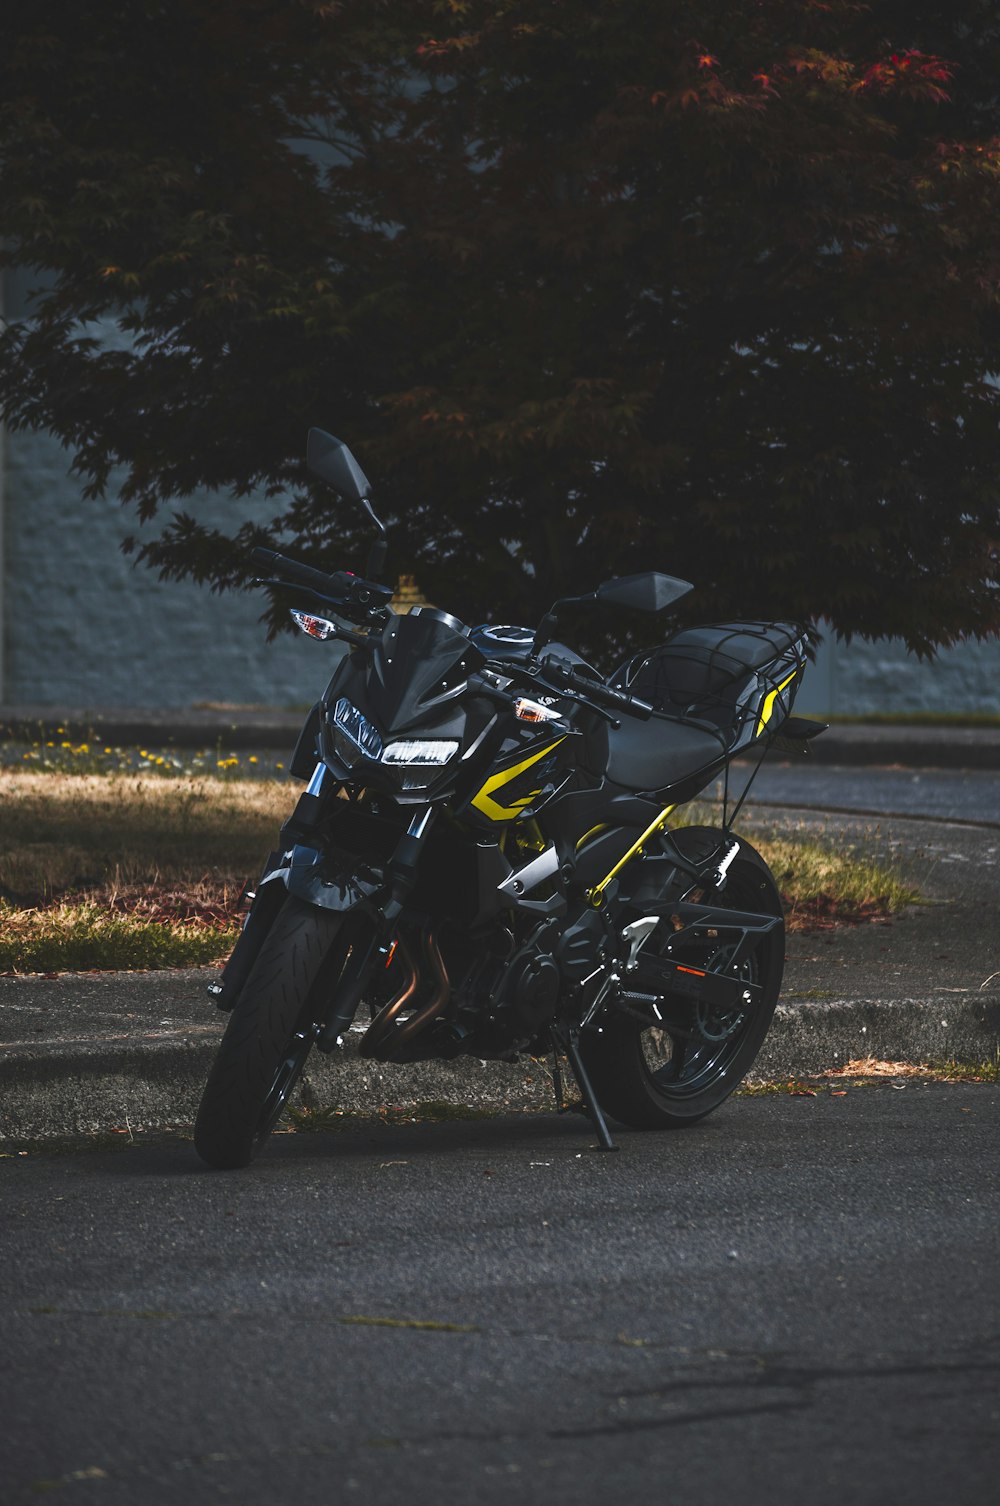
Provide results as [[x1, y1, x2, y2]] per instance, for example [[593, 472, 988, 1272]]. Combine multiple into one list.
[[194, 895, 349, 1169], [580, 829, 784, 1130]]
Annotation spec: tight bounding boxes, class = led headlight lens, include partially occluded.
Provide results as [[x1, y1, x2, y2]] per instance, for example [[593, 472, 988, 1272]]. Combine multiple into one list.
[[381, 739, 459, 766], [333, 697, 383, 760]]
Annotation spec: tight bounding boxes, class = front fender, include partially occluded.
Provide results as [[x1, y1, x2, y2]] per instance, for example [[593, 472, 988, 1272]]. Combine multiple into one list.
[[285, 843, 384, 913], [210, 845, 382, 1013]]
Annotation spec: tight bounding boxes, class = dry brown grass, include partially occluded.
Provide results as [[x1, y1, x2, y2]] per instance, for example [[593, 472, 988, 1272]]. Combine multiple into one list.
[[0, 771, 294, 903], [0, 769, 918, 972], [822, 1057, 999, 1082]]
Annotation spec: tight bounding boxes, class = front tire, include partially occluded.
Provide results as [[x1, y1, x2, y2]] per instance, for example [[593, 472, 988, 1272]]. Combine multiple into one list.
[[195, 895, 350, 1169], [580, 829, 784, 1130]]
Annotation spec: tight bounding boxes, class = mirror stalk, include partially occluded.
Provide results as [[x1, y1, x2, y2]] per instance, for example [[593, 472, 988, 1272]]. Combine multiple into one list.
[[532, 593, 597, 656], [307, 427, 390, 583]]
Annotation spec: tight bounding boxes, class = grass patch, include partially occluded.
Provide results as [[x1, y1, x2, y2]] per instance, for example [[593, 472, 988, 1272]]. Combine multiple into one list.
[[741, 1057, 1000, 1092], [1, 733, 289, 778], [824, 1055, 1000, 1083], [670, 800, 916, 929], [0, 770, 916, 972], [0, 900, 234, 973], [0, 770, 279, 969], [0, 771, 292, 901], [760, 836, 917, 929]]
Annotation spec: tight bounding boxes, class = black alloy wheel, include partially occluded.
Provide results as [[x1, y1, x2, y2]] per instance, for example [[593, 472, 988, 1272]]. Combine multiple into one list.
[[579, 828, 784, 1130]]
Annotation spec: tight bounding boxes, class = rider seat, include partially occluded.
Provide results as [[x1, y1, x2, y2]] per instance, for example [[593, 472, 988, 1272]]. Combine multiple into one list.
[[605, 621, 805, 794]]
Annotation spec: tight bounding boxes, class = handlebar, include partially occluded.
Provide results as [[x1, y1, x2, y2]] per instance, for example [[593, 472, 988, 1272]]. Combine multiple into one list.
[[251, 547, 355, 600], [478, 654, 655, 723], [541, 654, 655, 721], [254, 549, 656, 719], [250, 547, 394, 619]]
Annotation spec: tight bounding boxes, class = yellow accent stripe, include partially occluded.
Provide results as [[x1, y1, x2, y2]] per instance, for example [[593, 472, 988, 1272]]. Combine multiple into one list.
[[755, 669, 798, 739], [587, 805, 676, 906], [470, 738, 566, 823]]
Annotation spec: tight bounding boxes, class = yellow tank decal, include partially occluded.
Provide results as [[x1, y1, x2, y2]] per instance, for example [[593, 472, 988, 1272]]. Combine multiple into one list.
[[470, 738, 566, 823], [755, 669, 798, 739]]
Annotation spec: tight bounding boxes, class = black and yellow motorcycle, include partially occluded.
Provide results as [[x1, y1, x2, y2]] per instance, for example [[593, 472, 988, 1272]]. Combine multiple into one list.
[[194, 429, 823, 1168]]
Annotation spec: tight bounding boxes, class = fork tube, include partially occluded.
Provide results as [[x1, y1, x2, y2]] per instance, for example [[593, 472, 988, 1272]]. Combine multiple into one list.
[[406, 806, 434, 840], [306, 761, 328, 796]]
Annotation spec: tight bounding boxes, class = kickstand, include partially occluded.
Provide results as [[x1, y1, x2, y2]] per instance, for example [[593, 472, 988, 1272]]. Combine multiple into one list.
[[550, 1024, 618, 1152]]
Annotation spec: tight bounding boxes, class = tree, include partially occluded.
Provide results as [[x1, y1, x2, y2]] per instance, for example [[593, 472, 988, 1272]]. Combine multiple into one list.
[[1, 0, 999, 656]]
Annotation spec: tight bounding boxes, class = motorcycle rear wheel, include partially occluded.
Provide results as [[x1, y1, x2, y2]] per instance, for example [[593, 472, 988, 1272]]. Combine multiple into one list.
[[580, 829, 784, 1130], [195, 895, 357, 1169]]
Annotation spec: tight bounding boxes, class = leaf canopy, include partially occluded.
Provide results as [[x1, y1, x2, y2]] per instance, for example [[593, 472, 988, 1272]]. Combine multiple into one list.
[[1, 0, 999, 654]]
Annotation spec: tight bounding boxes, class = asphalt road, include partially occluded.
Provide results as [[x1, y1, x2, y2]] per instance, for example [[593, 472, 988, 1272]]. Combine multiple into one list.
[[725, 762, 1000, 827], [2, 1085, 998, 1506]]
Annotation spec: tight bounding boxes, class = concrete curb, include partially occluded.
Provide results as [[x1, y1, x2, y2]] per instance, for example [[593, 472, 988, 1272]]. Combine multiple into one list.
[[756, 993, 1000, 1078], [2, 995, 997, 1143]]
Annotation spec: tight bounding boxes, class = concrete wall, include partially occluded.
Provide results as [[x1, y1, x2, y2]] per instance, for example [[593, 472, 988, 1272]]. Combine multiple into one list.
[[794, 631, 999, 718], [5, 425, 995, 714], [0, 425, 336, 709], [0, 269, 345, 710]]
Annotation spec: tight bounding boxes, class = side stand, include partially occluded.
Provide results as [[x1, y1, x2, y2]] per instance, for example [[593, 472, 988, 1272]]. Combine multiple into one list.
[[550, 1023, 618, 1152]]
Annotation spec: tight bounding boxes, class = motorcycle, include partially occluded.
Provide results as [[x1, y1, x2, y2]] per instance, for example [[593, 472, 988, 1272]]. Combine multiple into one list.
[[194, 428, 824, 1168]]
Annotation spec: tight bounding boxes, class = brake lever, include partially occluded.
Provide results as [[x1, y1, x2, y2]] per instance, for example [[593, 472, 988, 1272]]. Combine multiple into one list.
[[253, 577, 390, 631], [253, 576, 339, 603], [536, 681, 620, 727], [254, 579, 376, 650]]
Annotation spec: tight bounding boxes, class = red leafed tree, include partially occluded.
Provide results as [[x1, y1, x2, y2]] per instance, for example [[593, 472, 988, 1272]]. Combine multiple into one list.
[[1, 0, 998, 654]]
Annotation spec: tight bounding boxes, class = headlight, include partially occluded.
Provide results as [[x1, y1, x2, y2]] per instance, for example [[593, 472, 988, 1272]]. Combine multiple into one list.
[[332, 700, 459, 777], [381, 740, 459, 766], [333, 697, 383, 760]]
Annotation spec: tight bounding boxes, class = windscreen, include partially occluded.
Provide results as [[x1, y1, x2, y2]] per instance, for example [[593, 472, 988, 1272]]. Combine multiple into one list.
[[366, 610, 485, 732]]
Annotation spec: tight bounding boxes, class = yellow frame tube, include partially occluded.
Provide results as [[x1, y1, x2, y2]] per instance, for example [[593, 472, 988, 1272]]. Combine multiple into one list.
[[587, 804, 676, 907]]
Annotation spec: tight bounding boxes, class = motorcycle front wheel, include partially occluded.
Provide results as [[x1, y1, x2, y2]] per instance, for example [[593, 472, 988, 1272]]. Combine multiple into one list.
[[580, 829, 784, 1130], [195, 894, 368, 1169]]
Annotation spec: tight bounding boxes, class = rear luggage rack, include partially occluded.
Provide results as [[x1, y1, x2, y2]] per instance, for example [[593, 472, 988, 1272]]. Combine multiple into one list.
[[610, 620, 815, 824], [612, 621, 806, 735]]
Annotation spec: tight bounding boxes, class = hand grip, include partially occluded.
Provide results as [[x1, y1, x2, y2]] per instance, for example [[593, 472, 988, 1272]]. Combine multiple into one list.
[[250, 547, 353, 601], [542, 655, 655, 720]]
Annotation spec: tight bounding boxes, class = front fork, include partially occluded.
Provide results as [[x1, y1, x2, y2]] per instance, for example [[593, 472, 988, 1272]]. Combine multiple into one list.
[[209, 762, 435, 1014]]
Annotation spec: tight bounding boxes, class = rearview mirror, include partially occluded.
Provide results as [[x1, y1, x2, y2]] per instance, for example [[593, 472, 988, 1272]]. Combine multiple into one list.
[[307, 428, 372, 504], [595, 572, 694, 613], [307, 427, 388, 578]]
